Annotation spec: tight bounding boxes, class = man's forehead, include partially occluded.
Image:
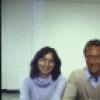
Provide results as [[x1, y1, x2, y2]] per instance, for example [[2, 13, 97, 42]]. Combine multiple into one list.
[[86, 45, 100, 52], [86, 45, 100, 49]]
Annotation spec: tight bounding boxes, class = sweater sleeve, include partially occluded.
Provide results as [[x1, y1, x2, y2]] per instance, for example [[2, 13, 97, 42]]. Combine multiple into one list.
[[20, 77, 31, 100], [61, 72, 78, 100], [50, 75, 67, 100]]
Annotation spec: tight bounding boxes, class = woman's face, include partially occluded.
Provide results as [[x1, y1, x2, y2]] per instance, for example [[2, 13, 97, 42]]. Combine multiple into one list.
[[38, 52, 55, 78]]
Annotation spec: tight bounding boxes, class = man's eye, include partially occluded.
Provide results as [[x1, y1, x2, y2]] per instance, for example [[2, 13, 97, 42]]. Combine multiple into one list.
[[85, 55, 100, 59], [86, 55, 90, 58], [95, 56, 100, 58]]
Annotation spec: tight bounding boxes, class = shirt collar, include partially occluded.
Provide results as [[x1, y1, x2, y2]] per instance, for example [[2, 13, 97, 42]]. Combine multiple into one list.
[[85, 67, 100, 82], [85, 67, 92, 82]]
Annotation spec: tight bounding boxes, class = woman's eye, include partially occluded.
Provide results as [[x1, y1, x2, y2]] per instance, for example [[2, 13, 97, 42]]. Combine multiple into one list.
[[49, 60, 54, 63], [40, 58, 45, 61]]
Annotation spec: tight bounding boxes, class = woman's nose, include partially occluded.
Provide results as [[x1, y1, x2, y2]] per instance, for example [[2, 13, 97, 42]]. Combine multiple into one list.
[[45, 61, 49, 66]]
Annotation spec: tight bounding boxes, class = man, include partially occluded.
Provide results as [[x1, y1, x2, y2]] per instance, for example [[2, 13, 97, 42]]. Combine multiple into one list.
[[62, 39, 100, 100]]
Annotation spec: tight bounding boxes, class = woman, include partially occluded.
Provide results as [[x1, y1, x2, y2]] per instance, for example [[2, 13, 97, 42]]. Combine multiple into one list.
[[20, 46, 66, 100]]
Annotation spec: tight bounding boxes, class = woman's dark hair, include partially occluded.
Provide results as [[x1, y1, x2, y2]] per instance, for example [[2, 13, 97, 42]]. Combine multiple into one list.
[[30, 46, 61, 81], [84, 39, 100, 57]]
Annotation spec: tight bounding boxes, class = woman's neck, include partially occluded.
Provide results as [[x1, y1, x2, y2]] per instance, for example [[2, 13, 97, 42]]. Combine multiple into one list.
[[40, 73, 50, 79]]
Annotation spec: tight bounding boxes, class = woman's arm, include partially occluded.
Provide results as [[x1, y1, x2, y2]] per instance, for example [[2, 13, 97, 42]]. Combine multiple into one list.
[[20, 77, 31, 100], [61, 72, 78, 100], [51, 75, 67, 100]]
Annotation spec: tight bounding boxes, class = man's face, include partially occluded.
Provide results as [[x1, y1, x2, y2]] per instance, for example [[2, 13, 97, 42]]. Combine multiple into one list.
[[85, 45, 100, 73]]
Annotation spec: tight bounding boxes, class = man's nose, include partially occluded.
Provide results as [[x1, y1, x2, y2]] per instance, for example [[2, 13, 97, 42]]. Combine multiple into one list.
[[90, 58, 96, 64]]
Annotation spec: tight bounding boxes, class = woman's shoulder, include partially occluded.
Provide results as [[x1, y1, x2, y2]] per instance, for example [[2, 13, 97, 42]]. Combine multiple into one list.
[[57, 74, 67, 82], [54, 75, 67, 91], [20, 76, 33, 85], [22, 76, 31, 80]]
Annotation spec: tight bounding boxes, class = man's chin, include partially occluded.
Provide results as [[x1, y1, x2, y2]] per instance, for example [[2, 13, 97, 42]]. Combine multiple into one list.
[[90, 69, 100, 73]]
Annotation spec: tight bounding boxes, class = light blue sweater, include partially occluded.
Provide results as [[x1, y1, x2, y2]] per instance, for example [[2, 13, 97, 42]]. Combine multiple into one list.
[[20, 75, 66, 100]]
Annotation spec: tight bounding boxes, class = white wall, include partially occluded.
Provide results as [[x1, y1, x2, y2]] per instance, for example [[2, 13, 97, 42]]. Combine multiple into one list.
[[2, 0, 100, 89], [2, 0, 31, 89], [43, 1, 100, 77]]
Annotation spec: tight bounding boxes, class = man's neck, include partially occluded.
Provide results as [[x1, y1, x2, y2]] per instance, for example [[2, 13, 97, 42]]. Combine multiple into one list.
[[91, 72, 100, 81]]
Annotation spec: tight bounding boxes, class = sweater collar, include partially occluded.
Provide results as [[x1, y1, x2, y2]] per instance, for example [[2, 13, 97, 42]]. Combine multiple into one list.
[[34, 75, 53, 87]]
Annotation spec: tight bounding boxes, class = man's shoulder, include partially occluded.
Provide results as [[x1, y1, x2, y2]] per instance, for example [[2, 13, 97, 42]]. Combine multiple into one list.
[[69, 67, 86, 81], [73, 67, 86, 74]]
